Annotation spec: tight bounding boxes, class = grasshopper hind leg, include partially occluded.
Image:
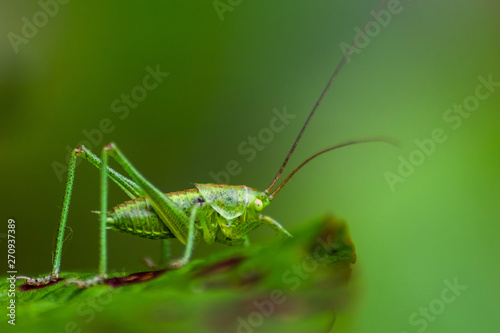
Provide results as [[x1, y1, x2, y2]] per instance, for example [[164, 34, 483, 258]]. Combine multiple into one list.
[[17, 145, 138, 287]]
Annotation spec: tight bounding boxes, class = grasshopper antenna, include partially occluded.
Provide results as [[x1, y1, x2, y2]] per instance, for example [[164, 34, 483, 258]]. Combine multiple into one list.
[[268, 137, 398, 199], [265, 0, 391, 195]]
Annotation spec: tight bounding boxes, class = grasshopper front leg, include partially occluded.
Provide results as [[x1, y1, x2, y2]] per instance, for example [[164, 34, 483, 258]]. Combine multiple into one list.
[[259, 215, 293, 239]]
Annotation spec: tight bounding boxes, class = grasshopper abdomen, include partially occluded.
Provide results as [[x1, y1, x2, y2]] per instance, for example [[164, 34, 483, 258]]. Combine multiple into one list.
[[106, 188, 207, 240], [106, 197, 174, 239]]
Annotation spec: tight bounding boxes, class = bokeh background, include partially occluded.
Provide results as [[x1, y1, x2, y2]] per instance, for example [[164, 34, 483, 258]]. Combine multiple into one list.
[[1, 0, 499, 332]]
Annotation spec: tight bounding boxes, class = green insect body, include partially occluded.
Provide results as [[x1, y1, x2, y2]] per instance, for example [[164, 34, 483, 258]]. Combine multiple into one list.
[[107, 185, 270, 244], [18, 2, 394, 287], [106, 196, 174, 240]]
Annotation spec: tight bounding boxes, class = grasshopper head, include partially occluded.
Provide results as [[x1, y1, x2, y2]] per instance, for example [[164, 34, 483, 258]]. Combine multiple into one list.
[[247, 188, 271, 214], [210, 186, 271, 240], [244, 188, 271, 216]]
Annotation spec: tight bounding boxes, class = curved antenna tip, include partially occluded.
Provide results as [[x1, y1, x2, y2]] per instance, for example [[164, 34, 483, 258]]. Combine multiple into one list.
[[269, 136, 399, 199]]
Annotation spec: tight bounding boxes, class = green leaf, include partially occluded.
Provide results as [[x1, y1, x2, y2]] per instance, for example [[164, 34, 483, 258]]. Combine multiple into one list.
[[1, 216, 355, 333]]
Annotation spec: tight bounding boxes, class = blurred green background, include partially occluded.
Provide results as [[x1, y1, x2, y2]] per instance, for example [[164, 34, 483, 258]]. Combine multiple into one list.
[[1, 0, 499, 332]]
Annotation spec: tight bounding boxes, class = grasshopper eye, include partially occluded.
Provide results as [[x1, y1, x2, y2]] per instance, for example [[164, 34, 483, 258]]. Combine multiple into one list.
[[253, 199, 263, 211]]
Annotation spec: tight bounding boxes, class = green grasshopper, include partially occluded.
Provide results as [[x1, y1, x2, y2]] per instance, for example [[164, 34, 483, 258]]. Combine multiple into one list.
[[19, 2, 394, 287]]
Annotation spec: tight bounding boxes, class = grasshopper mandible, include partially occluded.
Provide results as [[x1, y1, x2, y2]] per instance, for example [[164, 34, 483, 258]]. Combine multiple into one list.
[[19, 1, 394, 287]]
